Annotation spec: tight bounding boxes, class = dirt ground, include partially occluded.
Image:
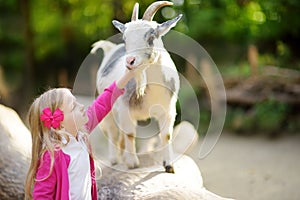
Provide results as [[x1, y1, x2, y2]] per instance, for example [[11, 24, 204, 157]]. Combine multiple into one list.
[[190, 133, 300, 200]]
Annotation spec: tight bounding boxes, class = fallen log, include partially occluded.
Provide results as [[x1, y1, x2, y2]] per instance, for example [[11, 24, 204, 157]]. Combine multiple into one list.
[[225, 72, 300, 106]]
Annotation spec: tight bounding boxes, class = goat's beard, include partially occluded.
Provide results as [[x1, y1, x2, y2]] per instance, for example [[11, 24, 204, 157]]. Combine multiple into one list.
[[135, 69, 147, 98], [134, 50, 159, 98]]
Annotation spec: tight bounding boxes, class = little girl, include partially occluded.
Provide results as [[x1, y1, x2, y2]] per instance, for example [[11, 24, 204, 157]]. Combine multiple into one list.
[[24, 70, 134, 200]]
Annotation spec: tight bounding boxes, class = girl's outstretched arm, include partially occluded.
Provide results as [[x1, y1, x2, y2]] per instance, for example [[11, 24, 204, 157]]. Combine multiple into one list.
[[116, 69, 134, 89], [85, 70, 134, 132]]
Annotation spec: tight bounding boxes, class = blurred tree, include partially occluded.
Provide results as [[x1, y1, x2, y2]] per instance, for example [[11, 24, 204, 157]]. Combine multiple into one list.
[[20, 0, 35, 113], [0, 0, 27, 112], [0, 0, 300, 115], [180, 0, 300, 68]]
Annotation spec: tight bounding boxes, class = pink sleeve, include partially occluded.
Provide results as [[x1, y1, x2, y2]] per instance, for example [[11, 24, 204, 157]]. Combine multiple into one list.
[[85, 81, 125, 132], [33, 151, 56, 199]]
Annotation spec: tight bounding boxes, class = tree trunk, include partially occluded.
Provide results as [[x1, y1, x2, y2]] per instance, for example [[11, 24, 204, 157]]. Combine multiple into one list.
[[19, 0, 35, 114]]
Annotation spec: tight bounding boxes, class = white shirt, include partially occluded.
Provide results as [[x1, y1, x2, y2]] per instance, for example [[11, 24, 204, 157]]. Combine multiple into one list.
[[61, 132, 91, 200]]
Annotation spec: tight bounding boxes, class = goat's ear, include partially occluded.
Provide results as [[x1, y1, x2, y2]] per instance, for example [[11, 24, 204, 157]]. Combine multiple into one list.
[[156, 14, 182, 37], [112, 20, 126, 33]]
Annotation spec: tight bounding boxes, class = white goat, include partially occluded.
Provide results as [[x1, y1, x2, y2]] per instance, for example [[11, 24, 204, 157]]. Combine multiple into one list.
[[92, 1, 182, 173]]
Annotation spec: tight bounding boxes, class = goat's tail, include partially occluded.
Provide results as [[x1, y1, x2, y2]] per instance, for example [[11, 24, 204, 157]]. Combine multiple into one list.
[[90, 40, 117, 56]]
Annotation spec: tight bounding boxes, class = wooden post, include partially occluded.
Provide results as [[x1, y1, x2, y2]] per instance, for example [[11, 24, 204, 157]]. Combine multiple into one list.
[[0, 66, 8, 102], [248, 44, 258, 76]]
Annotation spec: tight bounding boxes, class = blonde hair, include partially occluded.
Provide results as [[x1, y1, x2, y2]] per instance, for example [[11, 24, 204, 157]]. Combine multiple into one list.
[[24, 88, 70, 199]]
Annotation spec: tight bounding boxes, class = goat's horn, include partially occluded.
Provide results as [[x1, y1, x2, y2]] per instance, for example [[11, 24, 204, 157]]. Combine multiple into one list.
[[131, 3, 139, 21], [142, 1, 173, 21]]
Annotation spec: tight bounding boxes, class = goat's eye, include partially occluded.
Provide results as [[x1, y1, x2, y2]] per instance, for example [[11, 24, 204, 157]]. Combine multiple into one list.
[[147, 35, 155, 47]]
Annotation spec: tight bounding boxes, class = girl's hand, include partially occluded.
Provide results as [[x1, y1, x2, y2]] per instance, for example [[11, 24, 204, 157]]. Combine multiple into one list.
[[116, 69, 135, 89]]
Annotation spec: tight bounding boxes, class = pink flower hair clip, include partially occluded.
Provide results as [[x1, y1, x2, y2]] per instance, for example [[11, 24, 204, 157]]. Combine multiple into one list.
[[40, 107, 64, 129]]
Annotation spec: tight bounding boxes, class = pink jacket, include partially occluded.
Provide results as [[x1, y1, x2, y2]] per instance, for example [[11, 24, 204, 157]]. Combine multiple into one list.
[[33, 82, 124, 200]]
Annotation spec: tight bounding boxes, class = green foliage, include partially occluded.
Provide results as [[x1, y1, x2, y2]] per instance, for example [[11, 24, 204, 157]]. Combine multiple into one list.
[[1, 0, 300, 123], [255, 99, 288, 131], [227, 99, 290, 134], [31, 0, 115, 60], [1, 0, 300, 80], [183, 0, 300, 42], [0, 0, 24, 83], [221, 63, 251, 78], [179, 0, 300, 70], [287, 115, 300, 133]]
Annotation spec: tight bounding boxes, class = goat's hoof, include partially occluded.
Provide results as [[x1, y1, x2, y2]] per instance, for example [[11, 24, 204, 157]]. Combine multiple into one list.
[[109, 154, 120, 166], [165, 165, 175, 173], [123, 152, 140, 169], [163, 161, 175, 173]]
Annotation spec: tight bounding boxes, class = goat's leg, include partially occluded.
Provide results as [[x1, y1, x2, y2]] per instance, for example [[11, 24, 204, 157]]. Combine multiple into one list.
[[158, 114, 176, 173], [122, 130, 139, 169], [118, 110, 139, 169]]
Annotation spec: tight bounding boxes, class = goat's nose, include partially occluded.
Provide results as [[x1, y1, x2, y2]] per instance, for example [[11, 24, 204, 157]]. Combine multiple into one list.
[[126, 56, 136, 66]]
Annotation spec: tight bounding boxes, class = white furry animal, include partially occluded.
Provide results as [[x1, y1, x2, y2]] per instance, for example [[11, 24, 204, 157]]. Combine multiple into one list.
[[91, 1, 182, 173]]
